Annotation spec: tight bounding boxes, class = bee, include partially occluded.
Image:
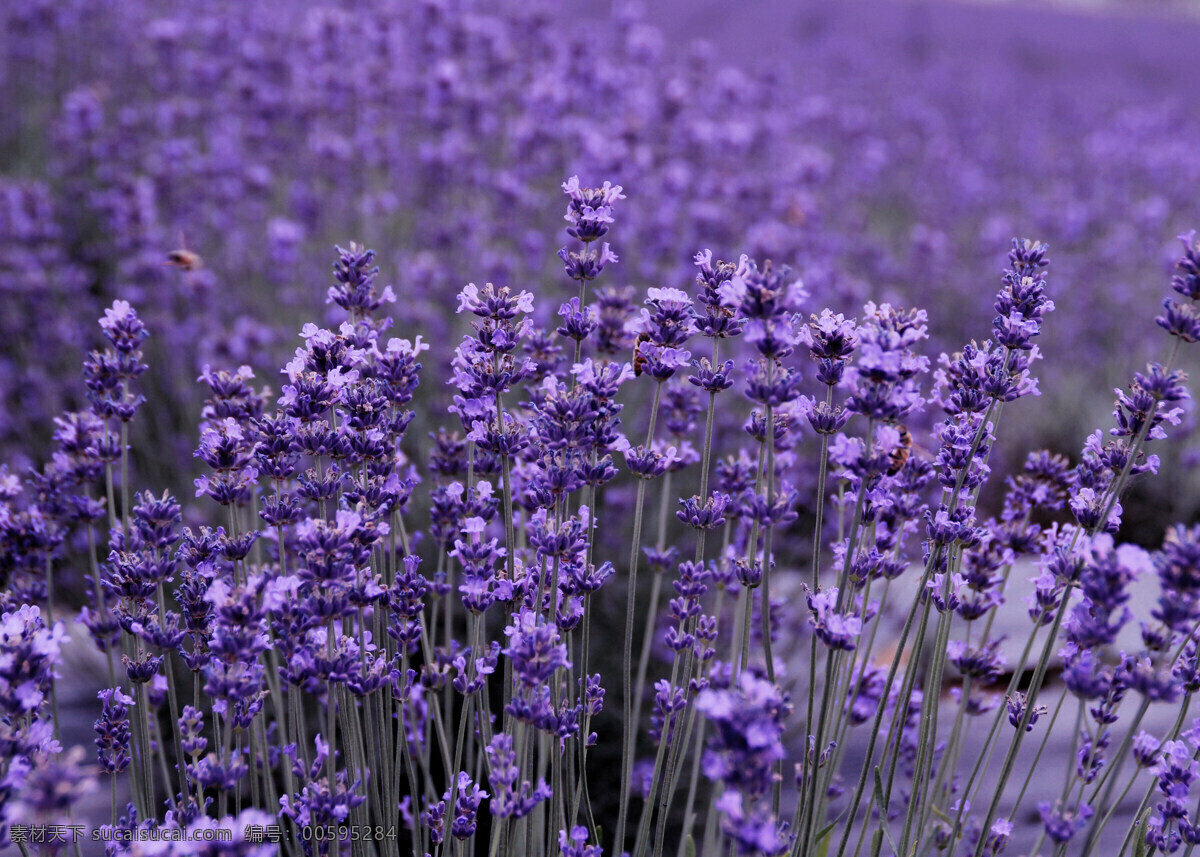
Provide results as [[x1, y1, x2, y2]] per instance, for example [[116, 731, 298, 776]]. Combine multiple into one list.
[[164, 233, 202, 272], [165, 248, 203, 271], [631, 332, 651, 377], [887, 423, 914, 476]]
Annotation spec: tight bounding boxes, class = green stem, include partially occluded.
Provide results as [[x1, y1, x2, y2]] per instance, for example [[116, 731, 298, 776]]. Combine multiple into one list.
[[614, 381, 664, 856], [632, 472, 672, 752]]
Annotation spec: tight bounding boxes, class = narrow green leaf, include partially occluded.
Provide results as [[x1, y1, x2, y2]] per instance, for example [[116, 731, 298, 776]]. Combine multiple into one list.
[[815, 819, 839, 844], [1132, 807, 1151, 857], [870, 829, 884, 857], [873, 766, 889, 814]]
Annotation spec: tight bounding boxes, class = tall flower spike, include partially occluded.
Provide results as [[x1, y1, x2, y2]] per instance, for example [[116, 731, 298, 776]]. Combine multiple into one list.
[[85, 300, 149, 424], [1157, 231, 1200, 342], [561, 176, 625, 243], [94, 687, 135, 774], [692, 250, 746, 341], [728, 257, 806, 361], [844, 301, 929, 423], [328, 242, 396, 319], [558, 176, 623, 288]]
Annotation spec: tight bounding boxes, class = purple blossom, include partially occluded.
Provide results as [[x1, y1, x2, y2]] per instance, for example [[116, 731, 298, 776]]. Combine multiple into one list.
[[561, 176, 625, 244], [448, 771, 487, 840], [800, 309, 859, 363], [1172, 231, 1200, 300], [1038, 800, 1093, 845], [1122, 655, 1182, 704], [594, 286, 637, 352], [0, 604, 66, 716], [798, 396, 851, 435], [639, 287, 695, 346], [1060, 645, 1112, 701], [279, 738, 365, 831], [677, 491, 730, 530], [1063, 535, 1149, 649], [1152, 523, 1200, 638], [1158, 231, 1200, 341], [623, 442, 678, 480], [485, 733, 551, 819], [1147, 739, 1199, 852], [98, 299, 149, 355], [926, 572, 967, 614], [559, 826, 604, 857], [726, 258, 806, 360], [84, 300, 149, 423], [692, 250, 746, 340], [94, 687, 134, 774], [844, 662, 889, 726], [558, 242, 619, 283], [696, 671, 791, 800], [178, 705, 207, 759], [649, 679, 688, 743], [947, 638, 1005, 683], [1134, 731, 1162, 768], [843, 302, 929, 423], [328, 242, 396, 318], [635, 342, 692, 381], [713, 789, 791, 856], [3, 746, 96, 829], [984, 817, 1013, 856], [557, 297, 598, 343], [1007, 692, 1048, 732], [457, 281, 535, 319], [504, 608, 570, 686]]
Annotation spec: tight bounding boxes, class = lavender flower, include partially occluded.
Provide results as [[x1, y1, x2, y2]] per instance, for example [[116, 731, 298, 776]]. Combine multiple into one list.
[[800, 309, 859, 386], [677, 491, 730, 530], [1063, 535, 1150, 649], [807, 587, 863, 650], [561, 176, 625, 243], [1151, 523, 1200, 639], [1157, 231, 1200, 342], [1147, 739, 1199, 853], [504, 607, 570, 686], [1006, 692, 1048, 732], [328, 241, 396, 319], [559, 826, 604, 857], [1038, 800, 1094, 845], [713, 789, 792, 856], [485, 733, 551, 819], [692, 250, 746, 341], [94, 687, 134, 774], [448, 771, 487, 840], [4, 746, 97, 830], [0, 604, 65, 716], [696, 671, 791, 800], [844, 302, 929, 423]]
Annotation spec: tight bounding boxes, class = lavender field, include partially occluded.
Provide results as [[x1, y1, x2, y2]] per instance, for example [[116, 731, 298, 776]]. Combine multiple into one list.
[[3, 1, 1200, 856]]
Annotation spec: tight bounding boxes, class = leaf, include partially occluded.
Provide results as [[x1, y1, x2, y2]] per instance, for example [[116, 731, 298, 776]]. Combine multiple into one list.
[[1132, 807, 1152, 857], [873, 766, 889, 814]]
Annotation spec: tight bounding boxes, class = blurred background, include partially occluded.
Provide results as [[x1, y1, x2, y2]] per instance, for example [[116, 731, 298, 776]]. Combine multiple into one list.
[[3, 0, 1200, 539]]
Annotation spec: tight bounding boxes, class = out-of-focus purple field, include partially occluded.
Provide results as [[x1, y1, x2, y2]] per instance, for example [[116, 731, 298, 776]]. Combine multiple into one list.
[[3, 0, 1199, 529]]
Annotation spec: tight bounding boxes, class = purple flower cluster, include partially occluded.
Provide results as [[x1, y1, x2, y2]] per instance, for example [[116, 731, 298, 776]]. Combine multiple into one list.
[[697, 672, 793, 854], [5, 142, 1200, 857]]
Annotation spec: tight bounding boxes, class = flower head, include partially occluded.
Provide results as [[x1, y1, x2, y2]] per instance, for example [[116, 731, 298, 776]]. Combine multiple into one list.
[[562, 176, 625, 242]]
